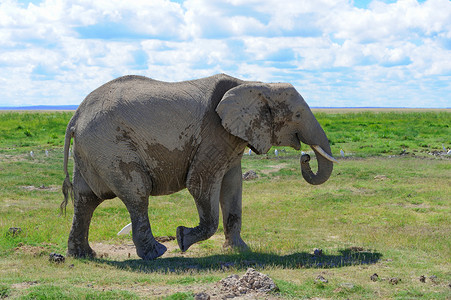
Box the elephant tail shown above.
[60,124,75,216]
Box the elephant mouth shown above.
[292,133,302,150]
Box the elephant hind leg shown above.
[67,169,104,258]
[124,199,167,260]
[105,160,167,260]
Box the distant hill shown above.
[0,105,78,110]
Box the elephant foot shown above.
[223,237,250,252]
[67,242,96,259]
[176,226,191,252]
[177,224,217,252]
[137,241,167,260]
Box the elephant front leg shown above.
[177,182,221,252]
[220,163,249,251]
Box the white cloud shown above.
[0,0,450,107]
[183,0,268,38]
[329,0,451,43]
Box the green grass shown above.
[0,112,72,152]
[0,110,450,299]
[319,111,451,157]
[20,284,139,300]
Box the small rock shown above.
[49,252,65,263]
[419,275,426,283]
[218,268,278,296]
[429,275,438,284]
[220,274,240,287]
[315,275,328,283]
[370,273,379,282]
[389,277,401,285]
[313,248,323,256]
[8,227,22,236]
[242,170,258,181]
[194,292,210,300]
[240,268,278,293]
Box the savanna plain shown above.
[0,109,450,299]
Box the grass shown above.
[0,110,450,299]
[0,112,71,152]
[20,284,139,300]
[316,111,451,157]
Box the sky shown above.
[0,0,450,108]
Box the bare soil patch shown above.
[91,242,185,260]
[91,235,211,260]
[87,243,284,299]
[11,280,39,290]
[20,185,59,192]
[14,244,51,257]
[91,243,139,260]
[259,163,288,175]
[0,153,29,163]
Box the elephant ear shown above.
[216,84,273,154]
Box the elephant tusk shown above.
[117,222,132,235]
[312,145,339,164]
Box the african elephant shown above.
[61,74,337,260]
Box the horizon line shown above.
[0,105,450,110]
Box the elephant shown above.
[61,74,337,260]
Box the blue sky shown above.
[0,0,450,108]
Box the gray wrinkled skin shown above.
[61,74,333,260]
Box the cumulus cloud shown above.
[0,0,450,107]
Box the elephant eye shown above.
[295,113,301,119]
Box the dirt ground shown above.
[92,239,186,260]
[14,241,283,299]
[90,240,283,299]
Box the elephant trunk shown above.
[298,124,336,185]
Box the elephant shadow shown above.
[93,249,383,273]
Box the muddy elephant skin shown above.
[61,74,336,260]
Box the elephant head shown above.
[216,83,337,185]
